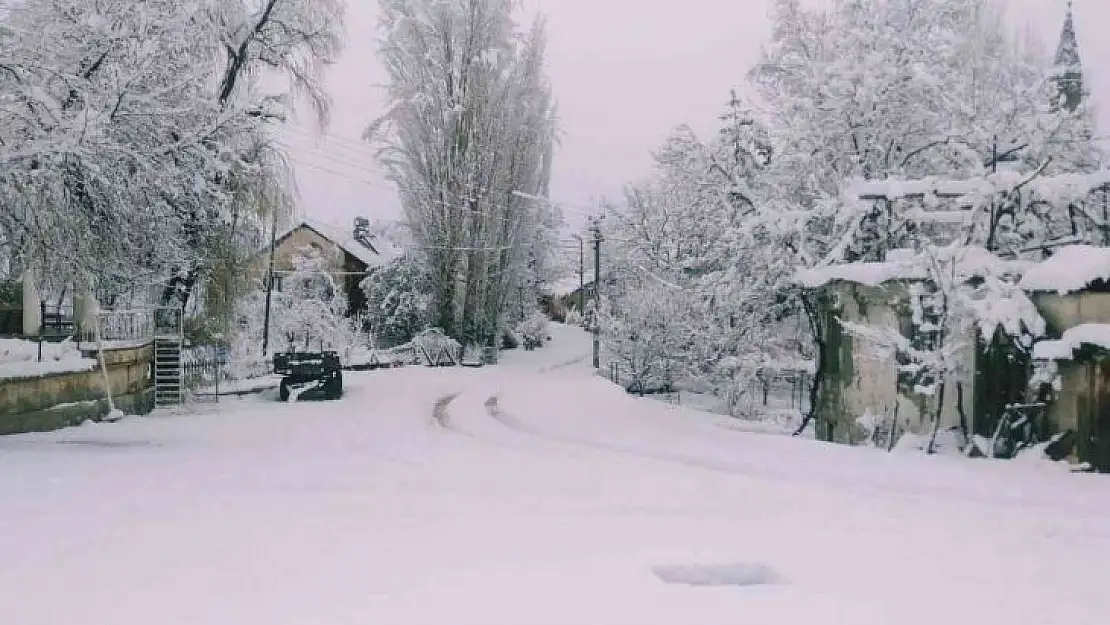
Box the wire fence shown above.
[182,348,276,401]
[729,373,812,417]
[602,361,812,419]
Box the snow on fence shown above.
[729,372,812,420]
[602,361,811,424]
[75,309,155,347]
[182,348,276,400]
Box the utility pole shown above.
[261,208,279,356]
[591,219,601,369]
[572,234,585,315]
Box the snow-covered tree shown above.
[598,276,691,394]
[750,0,1101,264]
[599,104,803,409]
[274,247,353,351]
[233,246,353,359]
[736,0,1103,432]
[0,0,343,316]
[368,0,559,346]
[360,253,433,348]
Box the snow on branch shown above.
[796,246,1027,289]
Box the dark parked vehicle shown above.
[273,351,343,401]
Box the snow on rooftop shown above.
[1019,245,1110,294]
[277,218,399,268]
[304,218,386,267]
[796,246,1026,289]
[851,171,1110,204]
[795,261,907,288]
[1033,324,1110,360]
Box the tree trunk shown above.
[433,254,458,337]
[927,379,947,454]
[794,292,825,438]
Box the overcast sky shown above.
[282,0,1109,232]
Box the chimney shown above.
[353,217,371,247]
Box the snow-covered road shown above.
[2,323,1110,624]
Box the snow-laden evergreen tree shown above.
[368,0,559,347]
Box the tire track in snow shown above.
[433,392,514,447]
[536,355,587,374]
[431,393,477,439]
[482,394,763,478]
[482,394,1110,523]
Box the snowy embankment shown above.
[0,337,95,379]
[1,323,1109,625]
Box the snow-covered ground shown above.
[0,337,94,379]
[2,323,1109,624]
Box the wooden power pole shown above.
[261,209,279,355]
[572,234,585,315]
[591,220,601,369]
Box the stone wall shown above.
[816,281,976,444]
[0,343,153,435]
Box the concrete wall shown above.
[0,343,153,435]
[1034,291,1110,335]
[1049,362,1084,436]
[817,282,975,444]
[1034,291,1110,468]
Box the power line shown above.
[279,141,385,178]
[284,155,589,228]
[287,157,390,189]
[280,125,377,154]
[279,135,380,165]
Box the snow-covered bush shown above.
[501,327,521,350]
[360,253,433,347]
[412,328,461,363]
[517,311,550,349]
[230,247,355,363]
[564,308,584,327]
[274,248,354,352]
[599,281,691,394]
